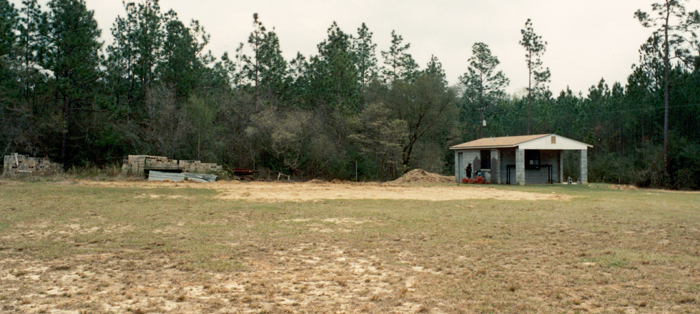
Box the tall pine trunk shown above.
[61,95,67,168]
[663,2,670,178]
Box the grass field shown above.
[0,180,698,313]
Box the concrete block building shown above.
[450,134,593,185]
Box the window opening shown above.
[480,150,491,169]
[525,150,540,170]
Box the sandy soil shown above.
[77,180,570,202]
[1,180,698,313]
[1,241,436,313]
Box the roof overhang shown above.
[450,134,593,151]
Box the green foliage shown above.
[311,22,361,113]
[424,55,446,84]
[0,0,17,58]
[0,0,18,103]
[384,73,459,170]
[159,13,209,99]
[348,102,407,180]
[459,42,509,107]
[381,30,418,83]
[241,13,288,107]
[353,22,378,86]
[520,18,550,98]
[635,0,700,174]
[520,18,550,134]
[105,0,164,119]
[1,3,700,188]
[41,0,103,166]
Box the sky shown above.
[12,0,700,96]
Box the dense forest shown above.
[1,0,700,189]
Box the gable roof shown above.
[450,134,551,150]
[450,134,593,150]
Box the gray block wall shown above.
[559,151,564,183]
[490,149,500,184]
[522,150,560,184]
[516,149,525,185]
[454,150,481,181]
[500,148,516,184]
[457,148,563,184]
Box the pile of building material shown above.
[2,153,63,177]
[148,170,217,183]
[121,155,222,176]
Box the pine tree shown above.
[240,13,288,108]
[353,23,378,86]
[0,0,17,60]
[42,0,103,166]
[520,18,550,134]
[459,42,509,138]
[381,30,418,83]
[257,29,287,105]
[424,54,446,83]
[0,0,19,146]
[313,21,360,113]
[0,0,18,93]
[635,0,700,176]
[159,11,209,99]
[106,0,165,118]
[460,43,509,105]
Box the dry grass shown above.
[0,180,698,313]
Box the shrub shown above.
[463,176,488,184]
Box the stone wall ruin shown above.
[2,153,63,177]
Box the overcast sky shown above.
[13,0,700,96]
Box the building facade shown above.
[450,134,592,185]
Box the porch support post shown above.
[580,149,588,184]
[516,148,525,185]
[559,150,564,183]
[454,151,460,183]
[491,149,500,184]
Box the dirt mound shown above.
[307,179,326,184]
[390,169,454,184]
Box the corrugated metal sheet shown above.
[148,171,217,183]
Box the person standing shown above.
[466,163,472,179]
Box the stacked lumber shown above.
[2,153,63,177]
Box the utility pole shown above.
[477,108,486,138]
[479,108,484,138]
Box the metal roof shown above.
[450,134,552,150]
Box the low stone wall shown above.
[121,155,222,175]
[2,153,63,177]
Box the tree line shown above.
[1,0,699,189]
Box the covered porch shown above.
[450,134,593,185]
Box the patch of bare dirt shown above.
[77,179,570,202]
[610,184,639,191]
[390,169,454,184]
[134,193,191,200]
[0,241,440,313]
[216,181,569,202]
